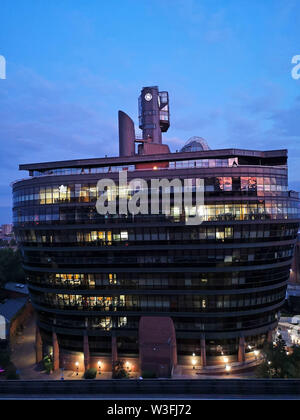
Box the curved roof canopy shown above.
[180,136,211,153]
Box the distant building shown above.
[287,233,300,312]
[0,297,32,346]
[278,316,300,346]
[4,282,29,299]
[0,283,30,348]
[0,224,13,236]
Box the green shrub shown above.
[112,360,130,379]
[0,248,25,287]
[43,355,53,374]
[0,351,10,368]
[84,368,97,379]
[6,367,20,380]
[256,337,300,378]
[141,370,157,379]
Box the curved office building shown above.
[13,86,300,371]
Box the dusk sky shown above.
[0,0,300,223]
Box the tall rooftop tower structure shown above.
[119,85,170,157]
[138,86,170,144]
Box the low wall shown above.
[178,351,256,368]
[60,351,139,373]
[0,379,300,396]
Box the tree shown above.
[288,345,300,378]
[0,268,6,288]
[256,335,300,378]
[43,355,53,374]
[112,360,130,379]
[0,248,25,287]
[9,238,16,247]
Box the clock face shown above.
[145,93,152,101]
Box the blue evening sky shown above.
[0,0,300,223]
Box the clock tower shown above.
[119,85,170,157]
[138,86,170,145]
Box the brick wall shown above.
[9,302,34,339]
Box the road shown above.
[10,316,39,379]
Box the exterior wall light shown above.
[98,360,102,375]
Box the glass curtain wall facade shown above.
[13,149,300,359]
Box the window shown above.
[121,231,128,241]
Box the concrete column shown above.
[112,335,118,369]
[238,336,246,363]
[267,330,273,344]
[52,331,60,371]
[200,337,206,367]
[35,325,43,364]
[172,342,178,368]
[83,334,90,371]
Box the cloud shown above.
[0,207,11,224]
[151,0,234,44]
[268,100,300,138]
[0,66,120,162]
[1,63,300,225]
[218,90,300,187]
[164,136,185,150]
[203,9,233,43]
[233,84,283,116]
[0,65,126,222]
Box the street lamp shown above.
[98,360,102,375]
[225,365,231,375]
[75,361,79,376]
[60,357,65,380]
[192,358,196,370]
[125,361,131,372]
